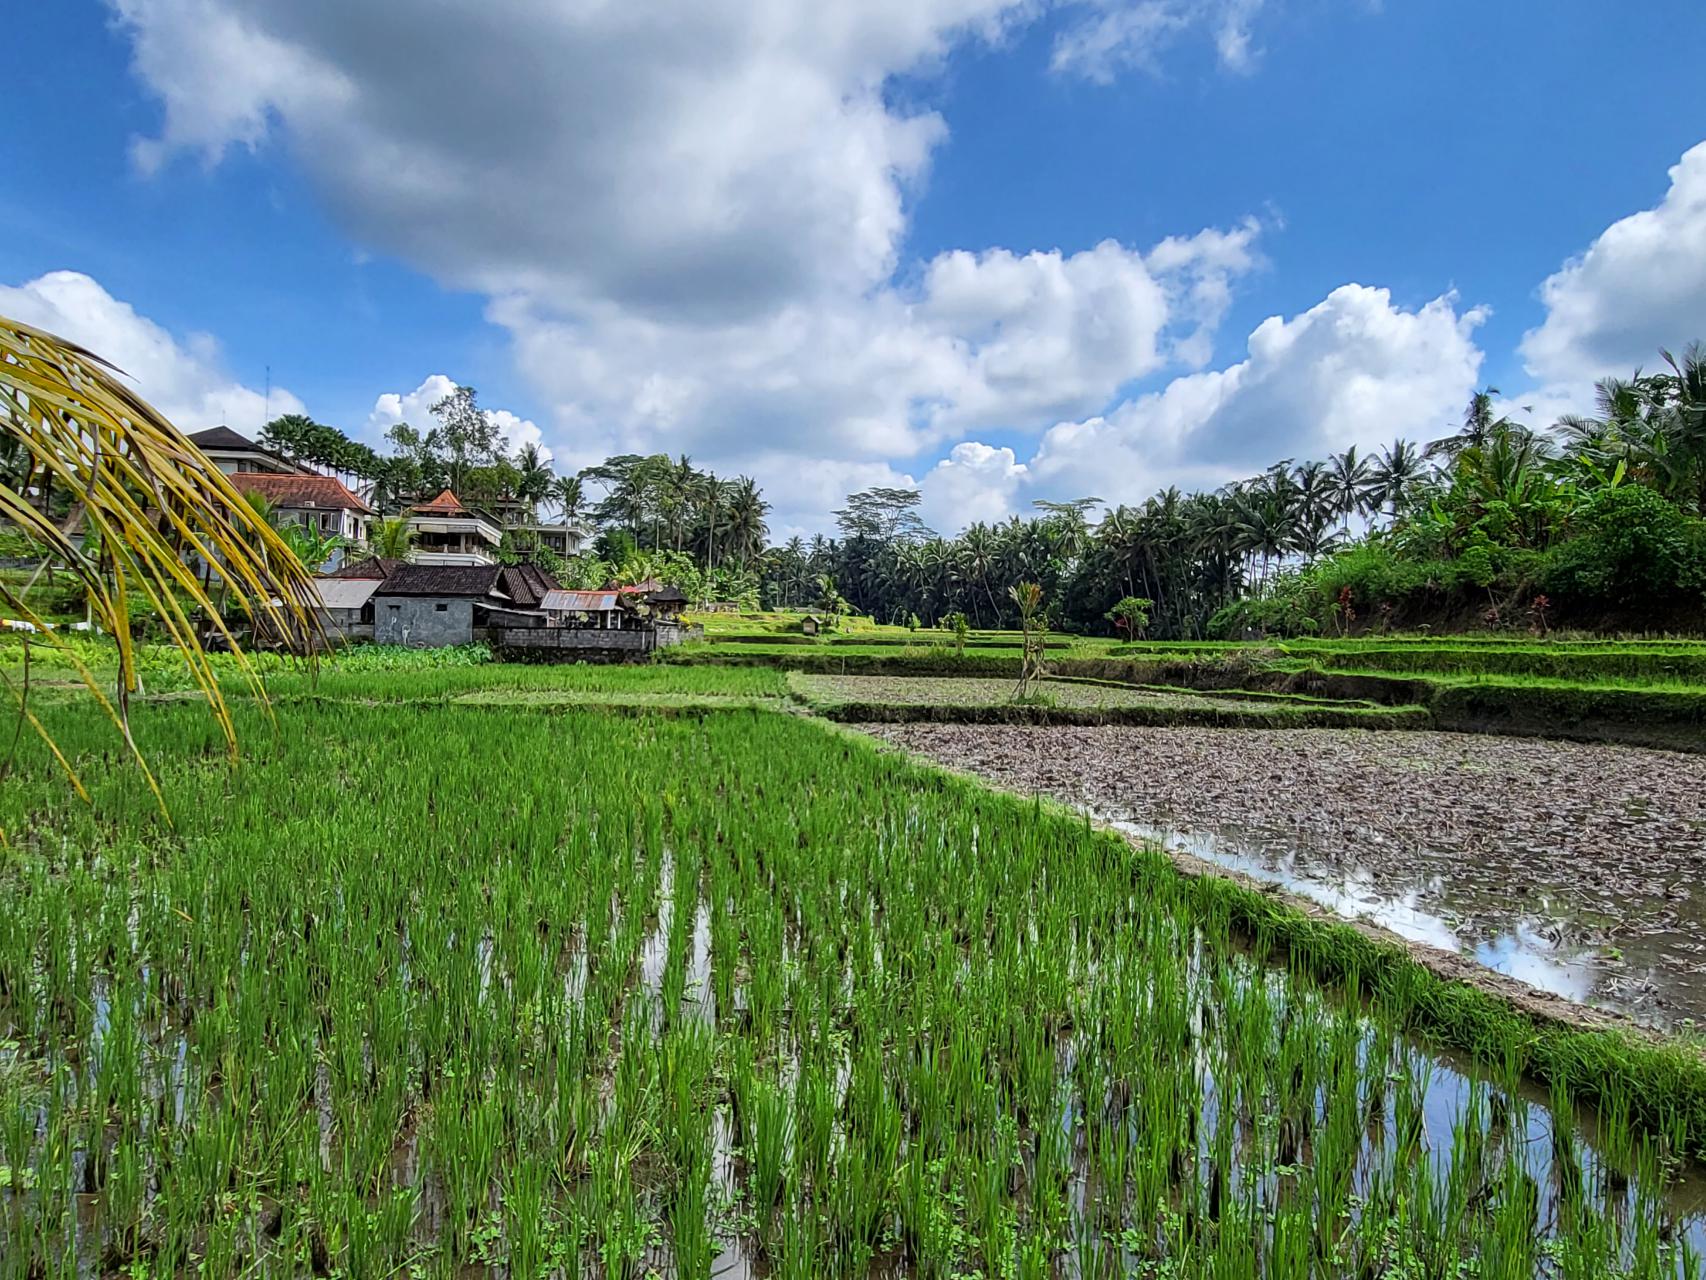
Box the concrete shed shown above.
[369,563,560,647]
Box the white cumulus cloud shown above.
[920,442,1029,531]
[106,0,1278,531]
[108,0,1031,317]
[0,270,303,432]
[931,284,1487,523]
[1521,141,1706,385]
[1506,140,1706,425]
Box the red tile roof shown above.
[231,472,373,514]
[410,489,472,516]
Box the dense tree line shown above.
[756,344,1706,636]
[254,388,773,595]
[195,343,1706,632]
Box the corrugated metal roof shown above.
[312,577,382,610]
[542,590,621,612]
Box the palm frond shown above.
[0,313,321,810]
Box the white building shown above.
[405,490,503,566]
[188,426,305,477]
[230,471,374,567]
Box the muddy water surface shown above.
[868,725,1706,1028]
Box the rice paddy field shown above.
[663,627,1706,751]
[785,673,1429,729]
[4,664,1706,1278]
[789,674,1234,709]
[869,723,1706,1029]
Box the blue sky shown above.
[4,1,1704,535]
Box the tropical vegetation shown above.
[756,345,1706,637]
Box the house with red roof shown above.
[230,471,374,566]
[405,489,504,565]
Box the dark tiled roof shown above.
[373,565,506,598]
[647,585,689,604]
[368,562,559,603]
[329,556,405,580]
[498,563,560,608]
[232,471,374,513]
[189,426,260,451]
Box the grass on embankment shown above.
[1295,642,1706,685]
[789,671,1429,730]
[672,641,1706,749]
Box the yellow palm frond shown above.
[0,313,320,811]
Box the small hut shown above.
[646,585,689,622]
[800,614,821,636]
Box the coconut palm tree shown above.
[661,454,698,552]
[1327,445,1378,535]
[549,474,585,525]
[699,474,730,574]
[957,523,1000,625]
[0,314,317,802]
[514,442,553,520]
[722,476,770,570]
[1289,459,1336,556]
[1372,439,1427,523]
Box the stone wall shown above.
[492,627,658,662]
[373,596,476,647]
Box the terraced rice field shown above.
[788,673,1237,710]
[869,724,1706,1029]
[1,689,1704,1276]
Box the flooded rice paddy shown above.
[3,701,1705,1275]
[867,724,1706,1029]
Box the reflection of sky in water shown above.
[1108,817,1603,1007]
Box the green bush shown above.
[1543,486,1704,610]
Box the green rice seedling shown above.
[740,1072,792,1235]
[0,691,1701,1276]
[669,1148,714,1278]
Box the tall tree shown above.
[1328,446,1377,535]
[835,487,934,543]
[1372,439,1426,522]
[700,474,730,575]
[550,474,586,523]
[722,476,770,569]
[429,385,504,494]
[514,442,553,518]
